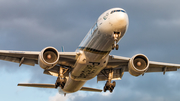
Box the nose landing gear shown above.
[112,32,120,50]
[112,43,119,50]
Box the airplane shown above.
[1,7,180,95]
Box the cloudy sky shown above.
[0,0,180,101]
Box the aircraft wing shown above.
[1,49,180,82]
[97,55,180,81]
[0,50,77,67]
[0,50,39,66]
[107,55,180,72]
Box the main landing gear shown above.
[104,81,116,93]
[55,66,67,89]
[112,32,120,50]
[103,69,116,93]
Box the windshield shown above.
[110,10,125,14]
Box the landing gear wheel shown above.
[112,44,115,50]
[55,78,60,88]
[115,44,119,50]
[112,44,119,50]
[110,88,113,93]
[112,81,116,87]
[55,82,60,88]
[103,81,116,93]
[55,78,66,89]
[103,86,107,92]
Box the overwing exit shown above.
[0,8,180,95]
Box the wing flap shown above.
[18,83,55,88]
[147,67,177,72]
[97,68,125,81]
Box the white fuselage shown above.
[60,8,129,93]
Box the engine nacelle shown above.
[38,47,59,70]
[128,54,149,76]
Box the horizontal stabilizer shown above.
[18,83,55,88]
[18,83,102,92]
[80,87,102,92]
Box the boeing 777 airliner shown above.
[1,8,180,95]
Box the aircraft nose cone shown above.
[109,12,129,29]
[116,12,129,27]
[109,12,129,32]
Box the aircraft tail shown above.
[61,46,64,52]
[80,87,102,92]
[18,83,102,92]
[18,83,55,88]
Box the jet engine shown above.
[38,47,59,70]
[128,54,149,76]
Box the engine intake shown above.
[38,47,59,70]
[128,54,149,76]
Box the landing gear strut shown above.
[112,32,120,50]
[55,66,67,89]
[103,69,116,93]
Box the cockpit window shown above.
[110,10,125,14]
